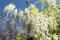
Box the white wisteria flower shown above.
[14,8,18,17]
[4,3,16,13]
[2,3,60,40]
[47,0,57,8]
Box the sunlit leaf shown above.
[33,7,39,15]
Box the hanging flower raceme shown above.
[2,3,60,40]
[4,3,16,13]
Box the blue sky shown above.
[0,0,40,19]
[0,0,60,30]
[0,0,60,19]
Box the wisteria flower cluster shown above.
[0,3,60,40]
